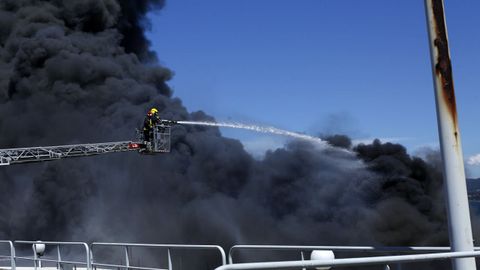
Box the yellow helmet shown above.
[150,108,158,114]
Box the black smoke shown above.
[0,1,478,269]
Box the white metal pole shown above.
[424,0,476,269]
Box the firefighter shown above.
[143,108,161,143]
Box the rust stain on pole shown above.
[431,0,458,136]
[425,1,476,269]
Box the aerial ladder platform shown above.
[0,121,175,166]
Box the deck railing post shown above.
[423,1,476,270]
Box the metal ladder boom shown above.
[0,141,134,166]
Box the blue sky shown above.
[146,1,480,177]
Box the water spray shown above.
[177,121,326,145]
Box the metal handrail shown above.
[5,241,480,270]
[228,244,480,264]
[218,250,480,270]
[0,240,15,270]
[92,262,168,270]
[14,241,90,270]
[14,256,88,266]
[91,242,227,270]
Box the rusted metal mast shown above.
[424,1,476,269]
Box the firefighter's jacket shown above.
[143,114,161,131]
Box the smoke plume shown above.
[1,1,479,269]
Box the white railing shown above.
[2,241,480,270]
[228,245,480,269]
[14,241,90,270]
[90,242,226,270]
[228,244,468,264]
[0,241,16,270]
[217,250,480,270]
